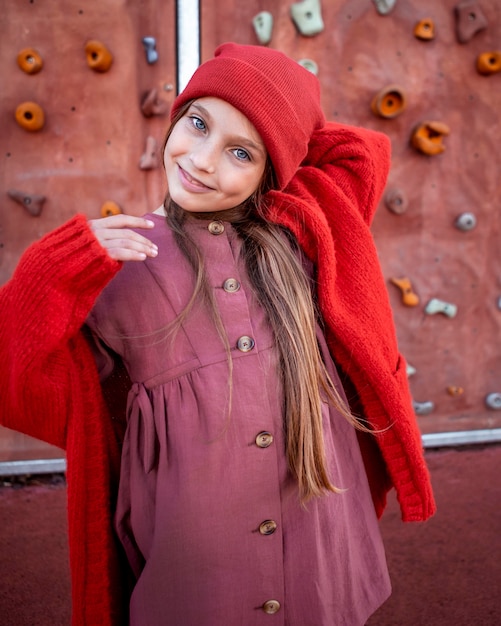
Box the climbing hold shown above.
[406,362,417,377]
[390,277,420,307]
[290,0,324,37]
[414,18,435,40]
[413,400,434,416]
[447,385,464,396]
[454,0,488,43]
[139,136,159,170]
[384,188,408,215]
[141,88,169,117]
[411,121,450,156]
[485,393,501,410]
[425,298,458,318]
[372,0,396,15]
[476,51,501,76]
[298,59,319,75]
[15,101,45,132]
[85,40,113,72]
[100,201,122,217]
[142,37,158,64]
[454,212,477,231]
[17,48,43,74]
[252,11,273,45]
[7,189,46,216]
[371,84,407,119]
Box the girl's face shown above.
[164,97,267,213]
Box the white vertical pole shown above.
[177,0,201,93]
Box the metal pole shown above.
[177,0,201,93]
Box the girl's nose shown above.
[189,143,216,174]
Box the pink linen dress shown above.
[86,212,391,625]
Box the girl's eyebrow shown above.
[190,102,211,118]
[190,102,266,157]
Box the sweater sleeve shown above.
[296,121,391,225]
[0,215,122,448]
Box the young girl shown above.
[0,43,435,625]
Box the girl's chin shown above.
[168,197,213,214]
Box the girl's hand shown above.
[88,214,158,262]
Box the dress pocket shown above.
[127,383,159,474]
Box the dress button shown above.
[237,335,255,352]
[259,520,277,535]
[223,278,240,293]
[208,220,224,235]
[262,600,281,614]
[255,431,274,448]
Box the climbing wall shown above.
[0,0,176,462]
[202,0,501,435]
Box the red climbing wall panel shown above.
[0,0,176,463]
[202,0,501,434]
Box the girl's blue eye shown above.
[190,116,206,131]
[234,148,251,162]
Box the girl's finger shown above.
[88,218,159,262]
[99,238,158,261]
[88,214,156,231]
[95,228,158,250]
[105,246,153,262]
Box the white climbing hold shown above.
[425,298,458,318]
[252,12,273,45]
[290,0,324,37]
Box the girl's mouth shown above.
[178,165,214,192]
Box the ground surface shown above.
[1,444,500,625]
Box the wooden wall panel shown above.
[0,0,176,462]
[201,0,501,434]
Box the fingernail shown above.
[150,248,158,256]
[146,219,155,226]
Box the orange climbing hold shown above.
[100,201,122,217]
[371,85,407,119]
[390,277,420,307]
[476,51,501,76]
[17,48,43,74]
[85,40,113,72]
[15,101,45,132]
[411,121,450,156]
[414,18,435,40]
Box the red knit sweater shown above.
[0,122,435,625]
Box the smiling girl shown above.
[0,43,435,625]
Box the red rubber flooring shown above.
[1,444,500,625]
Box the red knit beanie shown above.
[171,42,326,190]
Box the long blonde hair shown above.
[163,103,356,502]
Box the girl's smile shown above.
[164,97,267,213]
[177,164,215,193]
